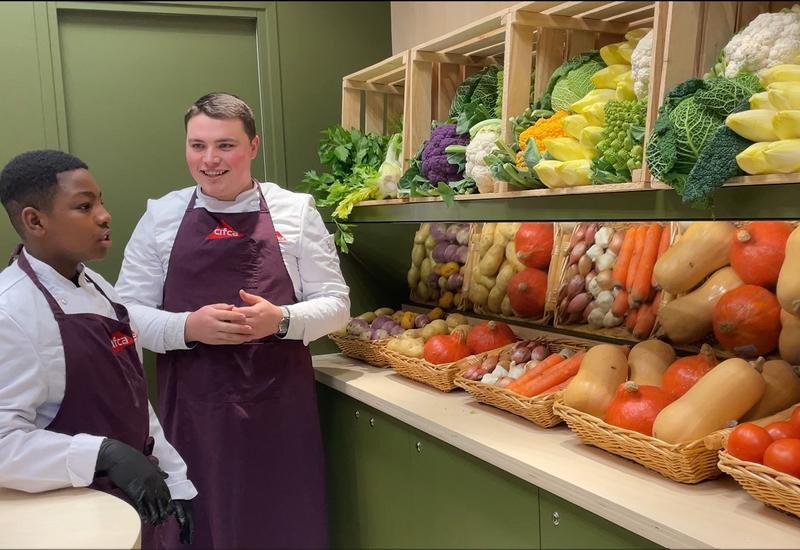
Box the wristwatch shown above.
[276,306,291,338]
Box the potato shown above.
[478,223,497,256]
[357,312,376,323]
[420,257,432,281]
[468,283,490,306]
[479,244,505,277]
[422,319,449,340]
[415,223,430,244]
[424,234,436,250]
[505,241,527,272]
[387,337,424,358]
[487,285,504,313]
[403,328,422,339]
[487,262,515,313]
[374,307,394,317]
[407,265,420,288]
[416,281,431,301]
[501,295,514,317]
[445,313,468,328]
[493,229,510,247]
[496,222,520,241]
[412,243,426,266]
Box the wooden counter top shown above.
[0,486,141,549]
[313,354,800,550]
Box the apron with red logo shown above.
[156,189,327,549]
[13,249,158,547]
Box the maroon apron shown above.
[13,250,158,548]
[156,189,327,549]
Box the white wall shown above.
[390,1,519,53]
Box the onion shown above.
[567,274,585,298]
[511,345,532,364]
[567,292,592,314]
[570,225,587,249]
[389,325,405,336]
[608,230,626,255]
[446,224,460,243]
[481,355,500,371]
[371,315,393,330]
[569,242,587,265]
[596,251,617,272]
[556,283,568,304]
[594,270,614,291]
[565,263,580,282]
[346,318,370,336]
[432,242,449,263]
[444,243,459,263]
[414,314,431,329]
[578,254,593,277]
[531,345,548,361]
[584,270,597,289]
[430,223,447,241]
[581,300,597,323]
[583,223,599,247]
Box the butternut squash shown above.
[652,357,766,444]
[563,344,629,419]
[628,339,676,386]
[653,222,736,294]
[780,309,800,364]
[777,225,800,316]
[742,359,800,421]
[656,267,743,344]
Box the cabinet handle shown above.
[369,417,375,427]
[416,441,423,453]
[354,410,360,419]
[552,511,560,526]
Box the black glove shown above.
[172,499,195,545]
[95,438,173,526]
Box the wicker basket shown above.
[453,336,589,428]
[383,348,464,392]
[328,334,391,368]
[553,396,724,483]
[718,451,800,519]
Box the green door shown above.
[410,430,540,549]
[56,9,265,283]
[539,490,661,550]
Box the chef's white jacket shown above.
[0,249,197,499]
[115,181,350,352]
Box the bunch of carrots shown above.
[505,350,587,398]
[610,223,671,339]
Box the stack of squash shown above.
[655,221,800,363]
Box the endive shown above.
[533,160,566,188]
[580,126,605,149]
[571,89,617,114]
[562,114,590,140]
[749,91,774,110]
[725,110,779,141]
[736,142,776,174]
[762,139,800,173]
[768,81,800,110]
[591,65,630,90]
[543,137,596,161]
[556,159,593,186]
[760,64,800,86]
[773,110,800,139]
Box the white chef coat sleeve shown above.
[0,312,104,492]
[283,197,350,345]
[116,206,191,353]
[147,403,197,500]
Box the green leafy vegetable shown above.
[550,59,605,112]
[449,65,501,121]
[591,99,647,184]
[535,51,604,112]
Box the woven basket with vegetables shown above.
[455,336,588,428]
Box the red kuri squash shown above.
[466,321,516,355]
[661,344,717,401]
[515,223,554,269]
[423,332,471,365]
[713,285,782,357]
[507,268,548,318]
[605,381,673,436]
[730,221,793,288]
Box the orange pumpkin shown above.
[423,331,471,365]
[515,223,554,269]
[605,382,673,436]
[466,321,516,355]
[507,268,548,318]
[730,221,793,289]
[713,285,782,357]
[660,344,717,401]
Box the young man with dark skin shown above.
[0,150,196,548]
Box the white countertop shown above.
[313,353,800,550]
[0,486,141,549]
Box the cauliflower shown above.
[632,29,653,100]
[723,5,800,78]
[464,119,502,193]
[421,124,470,183]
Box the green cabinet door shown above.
[353,400,416,549]
[409,430,540,549]
[539,490,661,550]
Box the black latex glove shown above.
[172,499,195,545]
[95,438,173,526]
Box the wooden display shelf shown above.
[341,50,408,140]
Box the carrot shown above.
[520,351,587,398]
[652,225,672,288]
[630,224,663,305]
[625,226,648,293]
[625,307,639,332]
[506,353,564,392]
[611,289,630,318]
[650,290,663,316]
[632,302,657,339]
[539,375,575,395]
[611,228,635,288]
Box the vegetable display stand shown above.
[553,396,726,483]
[718,450,800,519]
[383,348,465,392]
[328,334,391,368]
[454,335,588,428]
[465,221,569,325]
[341,50,409,141]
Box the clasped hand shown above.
[184,290,282,345]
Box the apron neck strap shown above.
[188,181,268,213]
[15,250,65,316]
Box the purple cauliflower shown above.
[421,124,470,183]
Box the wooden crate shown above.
[646,1,798,188]
[341,50,409,140]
